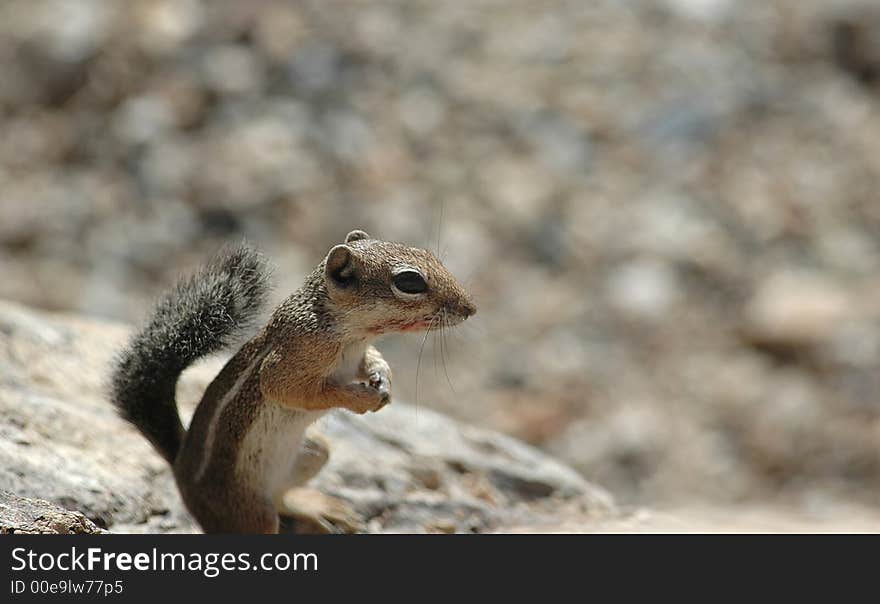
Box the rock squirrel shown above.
[110,230,476,533]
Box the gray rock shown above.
[0,300,614,533]
[743,271,855,349]
[313,403,612,533]
[0,491,103,534]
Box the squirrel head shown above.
[322,229,476,336]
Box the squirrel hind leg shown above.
[276,488,363,534]
[289,434,331,486]
[275,434,363,533]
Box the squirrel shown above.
[110,230,476,534]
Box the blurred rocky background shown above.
[1,0,880,521]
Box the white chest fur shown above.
[236,402,326,497]
[330,339,369,384]
[234,339,369,498]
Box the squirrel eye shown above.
[393,270,427,295]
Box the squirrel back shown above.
[109,244,270,463]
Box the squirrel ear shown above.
[345,230,370,243]
[324,244,357,288]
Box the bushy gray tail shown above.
[110,243,270,464]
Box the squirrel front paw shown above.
[368,370,391,407]
[344,380,390,414]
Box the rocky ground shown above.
[4,301,880,534]
[1,0,880,524]
[0,301,613,533]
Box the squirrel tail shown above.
[110,243,270,464]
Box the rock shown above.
[743,271,856,350]
[200,44,265,96]
[830,5,880,87]
[26,0,113,62]
[0,301,195,532]
[661,0,732,24]
[314,405,612,533]
[0,300,614,533]
[0,491,103,534]
[504,504,880,533]
[113,95,175,145]
[605,258,680,322]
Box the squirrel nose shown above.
[460,299,477,318]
